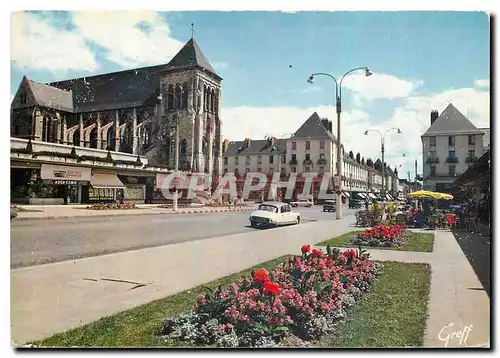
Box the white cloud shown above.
[474,78,489,88]
[11,12,98,72]
[71,11,184,67]
[221,85,490,179]
[299,86,321,94]
[213,61,229,70]
[342,72,423,100]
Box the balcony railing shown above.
[317,158,327,165]
[446,156,459,164]
[303,159,313,165]
[465,156,478,163]
[426,157,439,164]
[289,159,298,165]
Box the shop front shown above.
[82,172,126,204]
[40,164,92,204]
[117,175,149,204]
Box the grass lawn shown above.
[34,257,286,348]
[317,231,434,252]
[34,256,431,349]
[319,261,431,348]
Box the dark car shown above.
[323,200,336,212]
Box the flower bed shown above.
[157,204,191,209]
[86,203,137,210]
[350,225,411,248]
[158,245,382,348]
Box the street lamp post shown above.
[308,67,372,219]
[364,127,402,200]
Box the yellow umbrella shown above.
[408,190,439,199]
[434,192,454,200]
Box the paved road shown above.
[11,206,356,268]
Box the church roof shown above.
[25,77,74,113]
[17,38,219,114]
[165,38,219,77]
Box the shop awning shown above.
[342,191,350,197]
[368,193,377,199]
[91,173,126,188]
[41,164,91,181]
[357,193,366,199]
[386,194,393,201]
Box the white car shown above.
[249,202,301,228]
[290,198,313,208]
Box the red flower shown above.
[343,249,357,259]
[253,268,270,284]
[311,248,323,257]
[301,244,311,253]
[263,280,280,296]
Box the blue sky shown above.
[10,11,490,177]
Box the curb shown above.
[14,207,255,221]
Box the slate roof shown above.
[20,38,218,113]
[26,78,73,113]
[293,112,337,140]
[49,64,164,113]
[223,139,286,156]
[165,38,219,77]
[422,103,484,136]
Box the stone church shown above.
[10,37,223,175]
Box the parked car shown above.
[249,202,301,228]
[323,199,336,212]
[290,198,313,208]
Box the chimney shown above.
[431,110,439,125]
[244,138,251,148]
[321,119,329,131]
[222,139,230,153]
[328,121,333,133]
[267,136,276,147]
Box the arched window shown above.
[106,125,115,151]
[211,88,215,113]
[74,128,81,147]
[175,84,182,109]
[180,138,188,155]
[204,86,208,111]
[182,82,189,109]
[167,84,175,110]
[89,127,98,148]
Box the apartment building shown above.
[222,111,399,201]
[421,103,486,193]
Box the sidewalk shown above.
[11,224,490,348]
[12,204,257,221]
[11,219,353,345]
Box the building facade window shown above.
[448,136,455,147]
[291,167,296,173]
[449,150,455,158]
[269,155,274,164]
[235,156,239,165]
[245,156,250,165]
[468,149,475,158]
[468,135,475,145]
[305,140,310,150]
[319,140,325,149]
[291,154,297,163]
[257,155,262,164]
[305,153,310,161]
[282,155,286,164]
[305,166,310,172]
[224,157,228,165]
[430,136,436,147]
[292,141,296,150]
[449,165,456,176]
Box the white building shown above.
[222,112,400,201]
[421,103,487,193]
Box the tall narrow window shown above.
[468,135,475,145]
[448,136,455,147]
[305,140,310,150]
[180,139,188,155]
[319,140,325,149]
[429,136,436,147]
[175,84,183,109]
[182,82,189,109]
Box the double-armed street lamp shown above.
[364,127,402,198]
[307,67,372,219]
